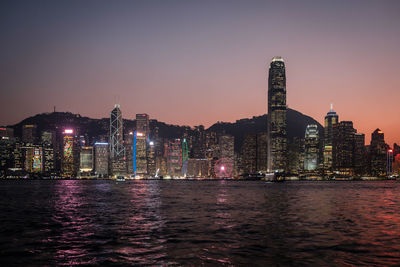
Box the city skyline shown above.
[1,0,400,146]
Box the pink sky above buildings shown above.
[0,0,399,145]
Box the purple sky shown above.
[0,0,399,145]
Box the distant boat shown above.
[116,176,126,182]
[264,171,285,182]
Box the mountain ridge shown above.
[8,108,323,151]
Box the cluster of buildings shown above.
[0,111,236,179]
[266,57,399,178]
[0,57,399,179]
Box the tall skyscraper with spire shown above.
[267,56,287,171]
[323,105,338,175]
[110,104,125,159]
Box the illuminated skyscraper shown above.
[219,135,234,162]
[267,56,287,172]
[133,131,147,176]
[167,139,182,177]
[136,114,149,137]
[94,142,109,177]
[22,124,37,144]
[369,129,388,176]
[181,138,189,176]
[110,104,125,159]
[323,105,338,175]
[304,124,319,171]
[61,129,78,177]
[147,140,156,176]
[110,104,126,176]
[242,134,257,174]
[354,133,366,176]
[256,133,268,173]
[25,145,43,173]
[79,146,93,176]
[333,121,356,175]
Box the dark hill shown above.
[208,108,323,150]
[10,108,322,151]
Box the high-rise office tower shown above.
[41,131,54,146]
[369,129,388,176]
[25,145,43,173]
[167,139,182,177]
[61,129,78,177]
[79,146,93,175]
[110,105,126,176]
[256,133,268,172]
[110,104,125,159]
[0,138,14,176]
[242,134,257,174]
[304,124,319,171]
[22,124,37,144]
[147,140,156,176]
[136,114,149,137]
[333,121,356,175]
[323,105,339,175]
[133,131,147,176]
[219,135,234,162]
[354,133,366,176]
[94,142,109,177]
[43,146,55,175]
[267,57,287,172]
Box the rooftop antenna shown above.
[54,106,56,113]
[330,103,333,112]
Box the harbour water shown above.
[1,180,400,265]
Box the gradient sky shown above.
[0,0,399,145]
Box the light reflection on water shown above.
[0,180,400,265]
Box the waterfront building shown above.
[110,104,125,160]
[133,131,147,176]
[167,139,182,177]
[304,124,319,171]
[323,106,339,175]
[333,121,356,175]
[12,142,24,170]
[61,129,79,177]
[125,132,134,174]
[147,140,156,176]
[219,134,235,171]
[24,145,43,173]
[192,125,206,158]
[242,134,257,174]
[43,146,55,175]
[187,158,209,178]
[110,105,126,176]
[256,133,268,173]
[22,124,37,144]
[0,138,14,177]
[136,114,150,137]
[219,135,234,160]
[369,129,388,176]
[79,146,93,175]
[354,133,366,176]
[267,57,287,172]
[94,142,109,177]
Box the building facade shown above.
[267,57,287,172]
[323,106,339,175]
[304,124,319,171]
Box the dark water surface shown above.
[1,180,400,266]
